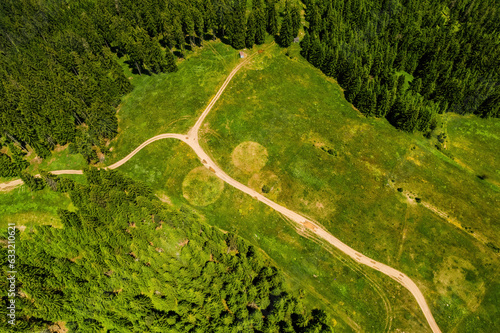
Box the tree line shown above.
[300,0,500,133]
[0,169,334,332]
[0,0,299,168]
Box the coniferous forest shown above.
[0,169,333,332]
[299,0,500,133]
[2,0,498,169]
[0,0,292,164]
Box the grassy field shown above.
[445,113,500,186]
[103,41,241,166]
[2,38,499,332]
[198,43,500,332]
[108,137,431,332]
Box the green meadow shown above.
[199,43,500,332]
[1,40,499,332]
[104,41,241,166]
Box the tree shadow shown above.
[173,50,185,59]
[124,60,151,76]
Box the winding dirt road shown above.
[1,51,441,333]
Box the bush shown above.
[397,187,403,192]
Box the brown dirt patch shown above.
[231,141,268,174]
[53,144,69,153]
[303,221,317,231]
[48,321,68,333]
[157,193,173,205]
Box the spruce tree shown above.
[266,0,278,36]
[246,13,256,48]
[230,0,247,50]
[254,0,267,45]
[278,11,293,47]
[476,94,500,118]
[291,5,301,38]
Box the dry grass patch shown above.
[231,141,268,174]
[182,166,224,206]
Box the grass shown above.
[445,113,500,186]
[182,166,224,206]
[108,138,431,332]
[25,145,87,174]
[2,38,498,332]
[103,41,240,166]
[198,43,500,332]
[0,174,86,234]
[0,186,71,231]
[231,141,268,174]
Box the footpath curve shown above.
[0,52,441,333]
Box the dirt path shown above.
[0,51,441,333]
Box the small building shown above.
[294,37,300,43]
[239,51,246,58]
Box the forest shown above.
[1,0,499,172]
[0,169,333,332]
[0,0,298,166]
[299,0,500,133]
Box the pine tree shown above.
[164,50,178,73]
[266,0,278,36]
[291,5,301,38]
[246,13,256,48]
[475,94,500,118]
[229,0,247,49]
[254,0,267,45]
[278,11,293,47]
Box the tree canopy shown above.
[0,169,334,332]
[300,0,500,133]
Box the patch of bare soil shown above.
[48,321,68,333]
[53,144,69,153]
[157,193,173,205]
[303,221,317,231]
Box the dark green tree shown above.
[246,13,256,48]
[266,0,279,36]
[278,10,293,47]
